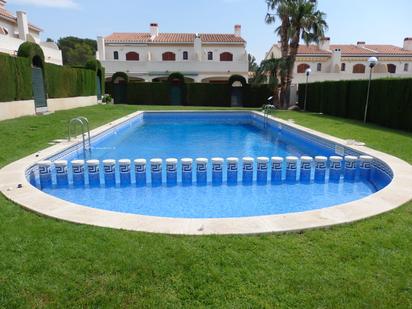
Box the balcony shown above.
[101,59,248,77]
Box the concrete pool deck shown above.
[1,110,411,235]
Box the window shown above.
[341,63,346,71]
[162,52,176,61]
[208,51,213,60]
[220,52,233,62]
[183,51,188,60]
[353,64,366,74]
[297,63,310,74]
[126,52,139,61]
[387,64,396,74]
[405,63,409,72]
[113,51,119,60]
[0,26,8,35]
[317,63,322,72]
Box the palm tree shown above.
[266,0,290,106]
[265,0,327,108]
[253,58,285,107]
[286,0,327,99]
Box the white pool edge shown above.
[0,110,411,235]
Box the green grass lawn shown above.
[1,105,411,308]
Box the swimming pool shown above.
[33,111,391,218]
[2,110,410,235]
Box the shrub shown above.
[0,53,32,102]
[44,63,96,98]
[17,42,45,64]
[298,78,412,131]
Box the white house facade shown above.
[266,37,412,85]
[97,23,248,83]
[0,0,62,65]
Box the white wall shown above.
[103,42,248,82]
[0,96,98,122]
[0,100,35,121]
[47,96,97,112]
[0,35,63,65]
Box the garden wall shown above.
[0,52,101,121]
[298,78,412,131]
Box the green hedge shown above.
[186,84,231,107]
[44,63,96,98]
[298,78,412,131]
[106,81,272,107]
[126,83,170,105]
[0,53,32,102]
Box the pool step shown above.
[33,155,374,189]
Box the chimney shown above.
[403,37,412,51]
[319,37,330,50]
[97,36,105,61]
[150,23,159,39]
[234,24,241,37]
[0,0,6,8]
[194,33,202,61]
[16,11,29,41]
[357,41,366,48]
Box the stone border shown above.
[1,111,411,235]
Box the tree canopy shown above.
[57,36,97,66]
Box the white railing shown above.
[101,59,248,76]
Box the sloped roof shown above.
[364,45,412,56]
[0,7,42,32]
[294,43,412,57]
[105,32,245,44]
[296,45,331,55]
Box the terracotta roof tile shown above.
[297,45,331,55]
[153,33,195,43]
[0,7,42,32]
[330,44,372,55]
[105,32,245,44]
[364,44,412,55]
[200,34,245,43]
[105,33,151,43]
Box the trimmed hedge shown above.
[0,53,32,102]
[44,63,96,98]
[298,79,412,131]
[126,83,170,105]
[187,83,231,107]
[106,81,273,107]
[17,42,44,63]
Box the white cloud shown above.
[10,0,79,9]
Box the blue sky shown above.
[7,0,412,62]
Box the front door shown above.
[96,76,102,100]
[170,85,181,105]
[32,67,47,112]
[231,88,242,107]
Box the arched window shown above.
[405,63,410,72]
[297,63,310,73]
[220,52,233,61]
[353,64,366,74]
[317,63,322,72]
[162,52,176,61]
[208,51,213,60]
[113,51,119,60]
[183,51,188,60]
[387,64,396,74]
[341,63,346,71]
[126,52,139,61]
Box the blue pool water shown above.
[40,112,391,219]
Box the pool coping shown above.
[0,110,411,235]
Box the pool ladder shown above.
[68,117,91,160]
[263,103,276,128]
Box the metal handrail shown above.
[68,117,91,160]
